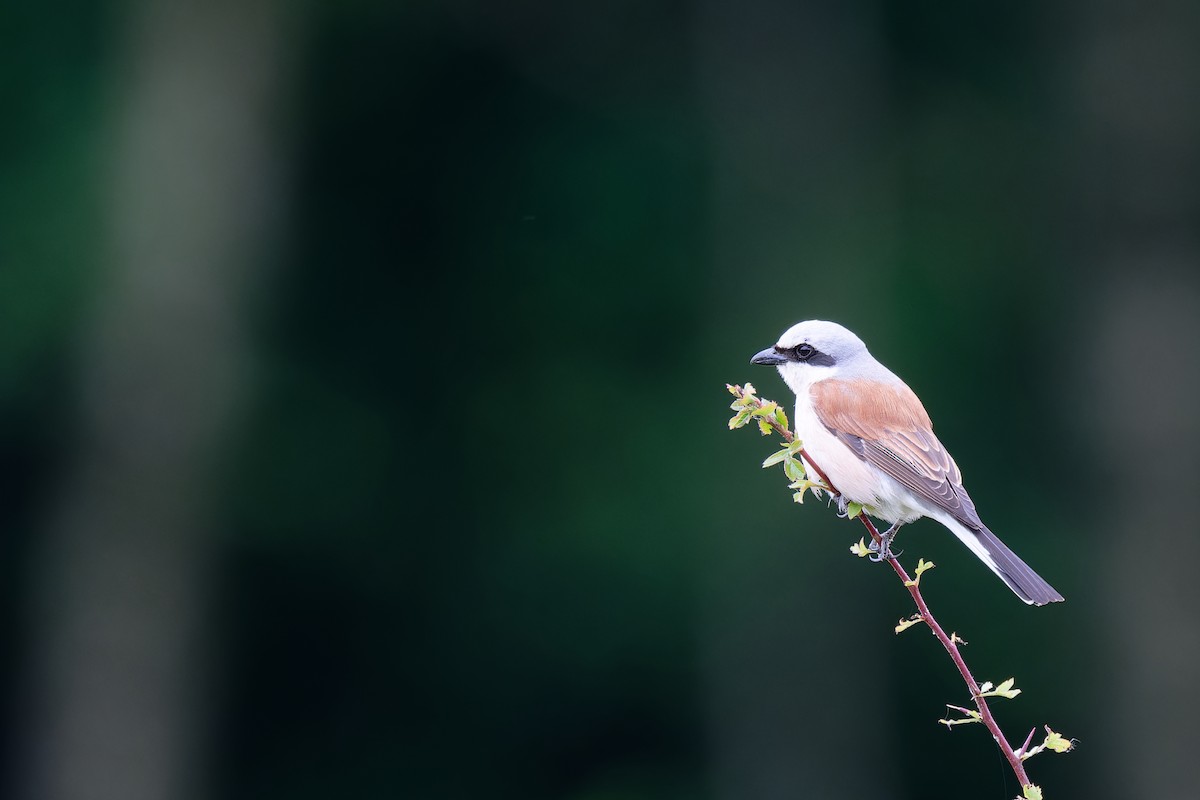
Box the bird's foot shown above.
[868,523,904,562]
[834,496,850,518]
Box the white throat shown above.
[776,361,841,396]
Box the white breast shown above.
[792,389,928,525]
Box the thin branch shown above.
[857,511,1032,785]
[728,384,1034,789]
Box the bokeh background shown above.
[2,1,1198,798]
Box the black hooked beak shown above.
[750,346,787,366]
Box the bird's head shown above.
[750,319,870,392]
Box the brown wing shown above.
[810,378,983,529]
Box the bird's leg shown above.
[868,522,904,562]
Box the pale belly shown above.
[793,397,928,524]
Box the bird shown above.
[750,319,1064,606]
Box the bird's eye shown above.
[794,343,816,360]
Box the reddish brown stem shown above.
[852,512,1032,785]
[730,385,1034,789]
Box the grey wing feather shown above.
[833,429,984,530]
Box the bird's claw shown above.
[867,524,903,562]
[868,544,902,562]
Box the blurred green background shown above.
[2,1,1198,798]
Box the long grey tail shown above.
[945,519,1065,606]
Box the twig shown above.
[727,383,1040,791]
[855,512,1033,785]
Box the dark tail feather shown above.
[948,520,1065,606]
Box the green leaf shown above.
[1023,785,1043,800]
[845,501,863,519]
[1019,726,1076,762]
[743,382,756,396]
[1041,728,1075,754]
[786,438,805,455]
[850,538,871,557]
[761,447,790,469]
[789,478,822,504]
[757,417,773,435]
[980,678,1021,700]
[783,457,805,482]
[750,400,776,417]
[895,614,923,634]
[773,405,790,431]
[728,408,753,430]
[904,558,936,587]
[938,714,982,728]
[939,704,982,728]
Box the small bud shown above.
[904,558,936,587]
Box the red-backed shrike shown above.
[751,320,1063,606]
